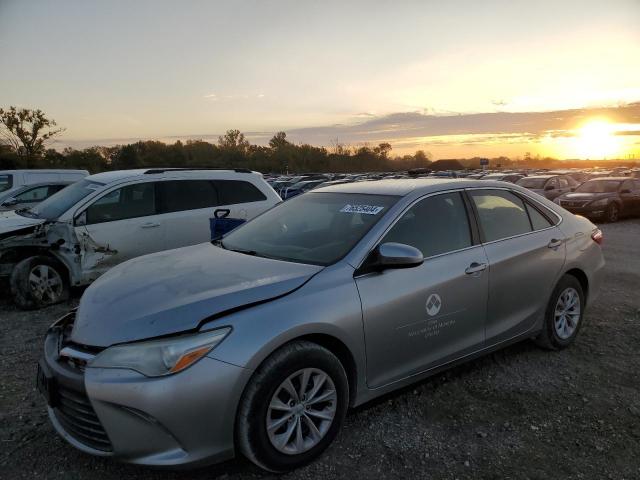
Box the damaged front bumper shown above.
[39,312,252,468]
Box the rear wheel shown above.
[605,202,619,222]
[10,256,69,310]
[535,275,584,350]
[236,341,349,472]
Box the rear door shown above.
[356,191,488,388]
[75,181,165,276]
[213,179,270,220]
[157,180,219,250]
[468,188,566,344]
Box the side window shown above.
[157,180,219,213]
[15,186,50,202]
[525,202,553,230]
[546,178,559,189]
[214,180,267,205]
[86,182,156,224]
[470,190,532,242]
[558,178,569,188]
[381,192,472,257]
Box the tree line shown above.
[1,107,637,174]
[0,107,433,173]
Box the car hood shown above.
[71,243,323,347]
[0,210,46,235]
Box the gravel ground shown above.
[1,219,639,480]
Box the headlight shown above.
[90,327,231,377]
[589,198,609,207]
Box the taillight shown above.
[591,228,603,245]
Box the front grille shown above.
[53,384,112,452]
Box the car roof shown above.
[586,176,627,181]
[314,178,498,196]
[523,175,555,179]
[86,168,261,185]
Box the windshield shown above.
[575,180,622,193]
[0,174,12,193]
[222,192,399,266]
[27,179,104,220]
[517,177,548,189]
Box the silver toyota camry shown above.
[38,179,605,472]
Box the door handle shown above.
[547,238,563,249]
[140,222,160,229]
[465,262,487,274]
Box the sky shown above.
[1,0,639,159]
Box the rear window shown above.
[0,174,13,193]
[214,180,266,205]
[157,180,218,213]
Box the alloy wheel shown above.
[28,264,64,304]
[554,287,581,340]
[266,368,337,455]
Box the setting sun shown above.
[574,119,621,159]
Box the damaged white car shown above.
[0,168,281,309]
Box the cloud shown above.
[283,102,640,147]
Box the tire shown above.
[605,202,619,223]
[10,256,70,310]
[236,341,349,473]
[535,275,585,350]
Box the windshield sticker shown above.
[340,204,384,215]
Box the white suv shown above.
[0,168,281,309]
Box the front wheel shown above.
[236,341,349,472]
[535,275,585,350]
[10,256,70,310]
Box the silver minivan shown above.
[39,179,604,472]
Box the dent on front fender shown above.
[0,222,83,283]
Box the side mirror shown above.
[545,185,555,191]
[366,242,424,272]
[620,188,631,194]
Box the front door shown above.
[355,191,488,388]
[74,181,166,278]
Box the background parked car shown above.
[0,169,88,197]
[0,181,74,211]
[282,179,328,199]
[0,168,281,309]
[554,177,640,222]
[516,174,579,200]
[479,173,525,183]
